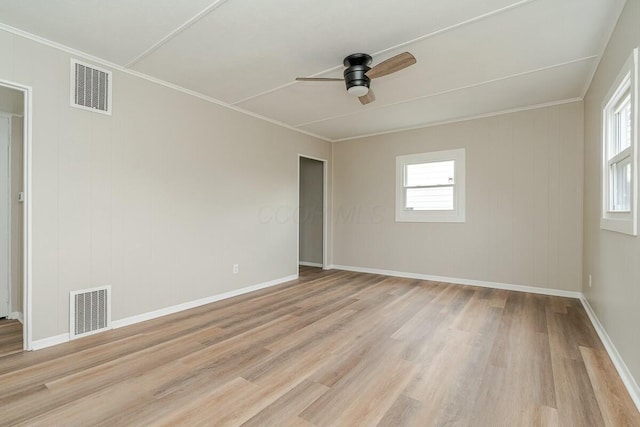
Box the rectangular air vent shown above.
[69,286,111,339]
[70,59,112,115]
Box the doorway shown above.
[0,80,31,353]
[298,155,327,271]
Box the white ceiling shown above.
[0,0,627,141]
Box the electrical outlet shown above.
[233,264,239,274]
[588,274,592,288]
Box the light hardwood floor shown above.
[0,267,638,426]
[0,319,22,358]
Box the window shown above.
[396,148,465,222]
[601,48,638,236]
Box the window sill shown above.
[396,211,466,223]
[600,217,637,236]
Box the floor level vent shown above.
[69,286,111,339]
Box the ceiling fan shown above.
[296,52,416,105]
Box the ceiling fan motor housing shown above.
[343,53,372,93]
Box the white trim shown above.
[112,274,298,329]
[333,98,583,142]
[299,261,323,268]
[325,264,640,408]
[124,0,231,68]
[581,0,630,98]
[0,23,331,143]
[0,80,32,352]
[580,296,640,412]
[5,113,11,322]
[327,264,582,298]
[8,311,23,324]
[233,0,537,106]
[600,48,638,236]
[297,57,595,129]
[297,154,328,270]
[23,84,32,352]
[323,157,329,270]
[396,149,466,223]
[27,273,298,350]
[329,145,335,270]
[0,21,594,144]
[31,333,69,351]
[0,15,592,145]
[0,114,10,319]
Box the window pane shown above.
[406,161,454,187]
[406,187,453,210]
[613,94,632,155]
[610,156,631,211]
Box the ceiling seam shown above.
[293,55,598,128]
[231,0,539,107]
[332,98,583,142]
[354,0,539,68]
[123,0,231,69]
[0,22,333,143]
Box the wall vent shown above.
[69,286,111,339]
[70,59,112,115]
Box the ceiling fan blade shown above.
[366,52,416,79]
[296,77,344,82]
[359,90,375,105]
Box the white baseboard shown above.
[19,265,640,412]
[8,311,23,324]
[329,263,639,412]
[299,261,323,268]
[29,273,298,351]
[31,333,69,350]
[112,274,298,329]
[328,264,582,298]
[580,297,640,412]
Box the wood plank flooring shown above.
[0,318,22,358]
[0,267,638,426]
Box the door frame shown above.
[297,154,328,270]
[0,112,10,319]
[0,79,32,351]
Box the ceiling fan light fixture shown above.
[294,52,416,106]
[347,85,369,97]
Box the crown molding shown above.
[0,23,332,143]
[332,97,583,142]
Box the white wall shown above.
[0,29,331,341]
[583,0,640,386]
[333,102,584,292]
[299,157,323,265]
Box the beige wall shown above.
[0,29,331,341]
[10,116,23,315]
[583,0,640,385]
[299,157,324,265]
[333,102,584,292]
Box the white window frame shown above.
[601,48,638,236]
[396,148,466,223]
